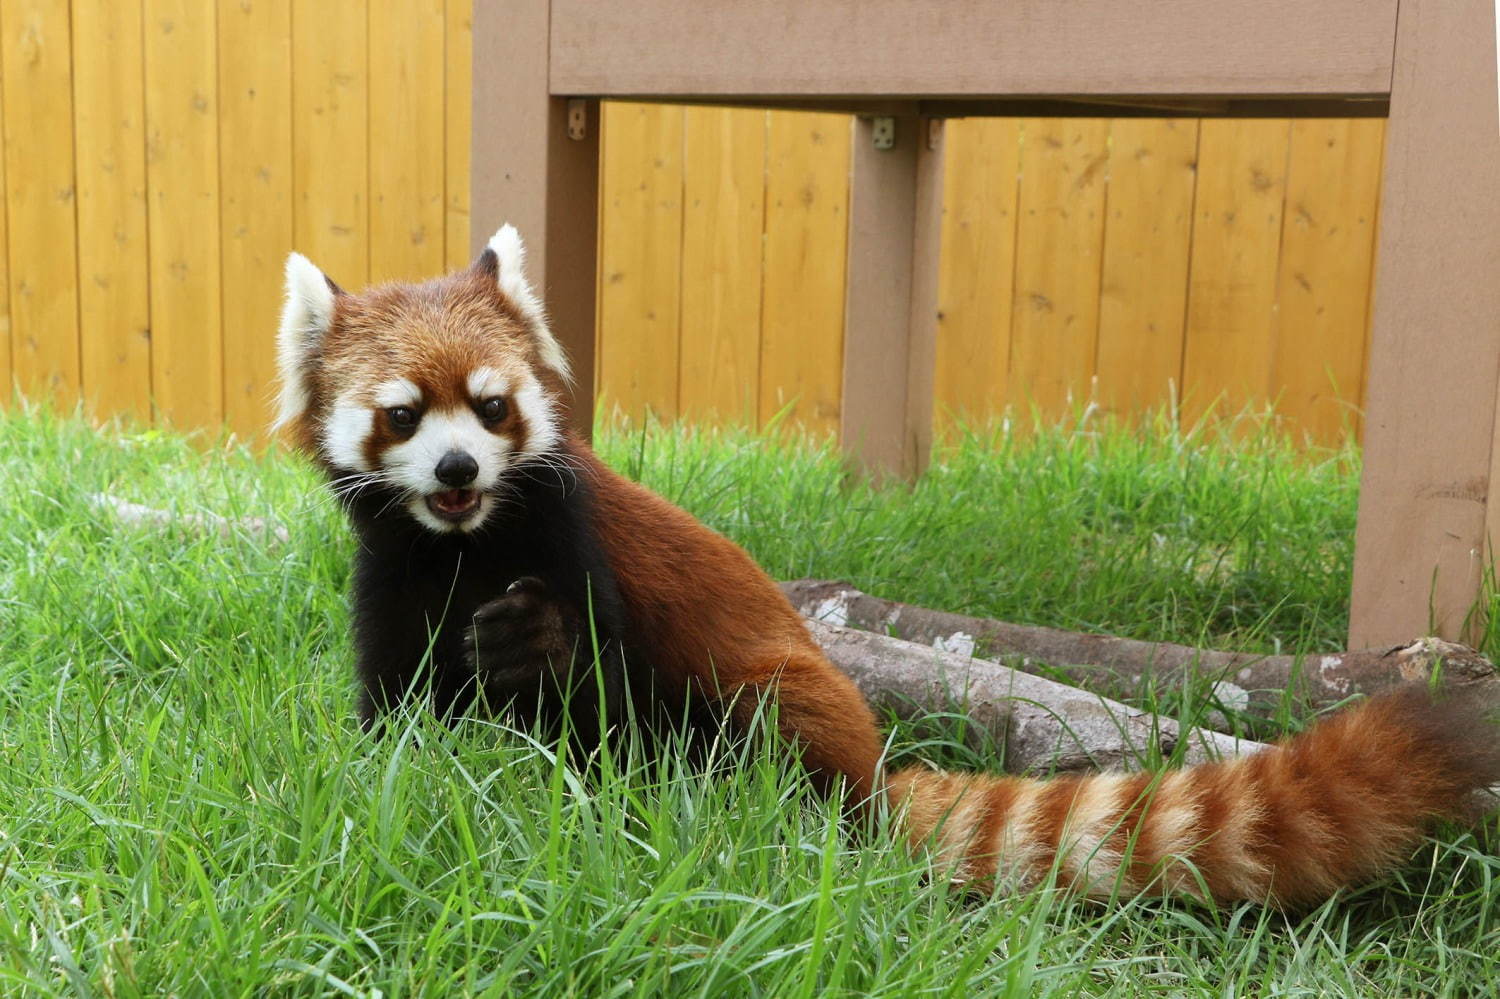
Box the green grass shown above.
[1,404,1496,997]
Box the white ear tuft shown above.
[274,252,338,430]
[487,223,572,384]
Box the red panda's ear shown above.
[275,252,341,432]
[480,224,573,385]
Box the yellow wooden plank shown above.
[596,101,683,423]
[444,0,472,272]
[2,0,80,400]
[1094,118,1199,421]
[369,0,445,284]
[71,0,152,423]
[1007,118,1110,423]
[678,106,765,425]
[933,118,1021,430]
[1272,118,1385,445]
[218,0,292,441]
[759,110,850,437]
[144,0,222,429]
[291,0,366,286]
[1180,118,1292,427]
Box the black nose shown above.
[434,450,479,487]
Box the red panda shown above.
[275,224,1500,908]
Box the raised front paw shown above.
[462,577,579,692]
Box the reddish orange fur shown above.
[288,247,1500,908]
[890,685,1500,905]
[285,268,547,462]
[577,447,883,804]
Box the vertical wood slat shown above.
[596,102,684,422]
[218,0,292,441]
[1355,0,1500,646]
[1272,118,1385,445]
[71,0,151,421]
[678,107,765,424]
[2,0,80,398]
[933,118,1021,429]
[291,0,367,286]
[759,110,850,437]
[1180,118,1292,428]
[368,0,444,284]
[1006,118,1110,421]
[841,114,922,477]
[902,117,946,475]
[470,0,599,435]
[1094,118,1198,419]
[144,0,221,428]
[444,0,472,272]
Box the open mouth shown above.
[425,488,482,523]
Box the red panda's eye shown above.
[387,406,418,431]
[479,397,508,423]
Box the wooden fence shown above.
[0,0,1383,445]
[599,106,1385,444]
[0,0,473,440]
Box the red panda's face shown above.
[275,225,572,534]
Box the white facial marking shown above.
[487,223,572,384]
[467,366,510,401]
[391,406,511,534]
[275,252,337,430]
[512,371,561,459]
[322,395,374,472]
[373,378,423,410]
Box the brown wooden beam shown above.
[550,0,1397,100]
[471,0,600,438]
[1350,0,1500,646]
[840,115,943,479]
[599,95,1390,120]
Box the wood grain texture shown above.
[759,110,850,437]
[1354,0,1500,646]
[71,0,151,420]
[933,119,1020,430]
[219,0,292,440]
[550,0,1398,99]
[1180,118,1291,427]
[1007,118,1110,422]
[471,0,599,435]
[369,0,445,283]
[144,0,222,428]
[678,107,765,424]
[2,0,80,399]
[142,1,225,427]
[1094,119,1198,420]
[841,115,917,476]
[292,0,367,286]
[444,0,472,272]
[596,102,684,422]
[902,117,944,474]
[1272,118,1384,445]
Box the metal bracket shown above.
[567,99,587,140]
[871,116,895,150]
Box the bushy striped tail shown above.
[887,683,1500,906]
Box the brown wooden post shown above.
[471,0,600,437]
[1350,0,1500,646]
[841,115,944,479]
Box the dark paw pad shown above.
[463,580,578,686]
